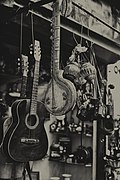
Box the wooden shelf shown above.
[49,131,92,137]
[49,158,92,167]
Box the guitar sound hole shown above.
[46,97,50,105]
[62,92,67,100]
[27,115,37,127]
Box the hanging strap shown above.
[22,162,32,180]
[25,162,32,180]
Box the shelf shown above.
[49,131,92,137]
[49,158,92,167]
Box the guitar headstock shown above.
[34,40,41,62]
[21,54,29,77]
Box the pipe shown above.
[29,9,120,56]
[92,78,98,180]
[72,1,120,35]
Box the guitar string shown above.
[51,6,55,114]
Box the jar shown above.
[62,174,72,180]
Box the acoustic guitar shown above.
[44,0,76,116]
[3,41,48,162]
[0,54,29,163]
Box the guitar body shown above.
[0,102,8,146]
[45,71,76,116]
[0,118,4,146]
[3,99,48,162]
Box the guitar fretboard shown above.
[30,60,39,114]
[20,54,28,99]
[51,0,61,76]
[30,41,41,115]
[20,76,27,99]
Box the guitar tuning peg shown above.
[50,28,53,32]
[50,36,53,40]
[30,51,32,55]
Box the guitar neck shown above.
[51,0,61,75]
[30,41,41,115]
[20,76,27,99]
[30,61,39,114]
[20,54,28,99]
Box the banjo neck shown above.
[51,0,61,77]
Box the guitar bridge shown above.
[21,137,39,144]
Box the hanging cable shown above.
[63,0,68,17]
[31,12,35,47]
[91,46,103,81]
[90,46,103,101]
[73,33,78,45]
[80,23,83,45]
[84,19,103,101]
[87,17,93,45]
[20,13,23,55]
[82,52,89,62]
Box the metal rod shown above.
[92,77,98,180]
[93,120,97,180]
[72,1,120,35]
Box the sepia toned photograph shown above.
[0,0,120,180]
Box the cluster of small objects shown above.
[50,119,92,136]
[50,141,92,165]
